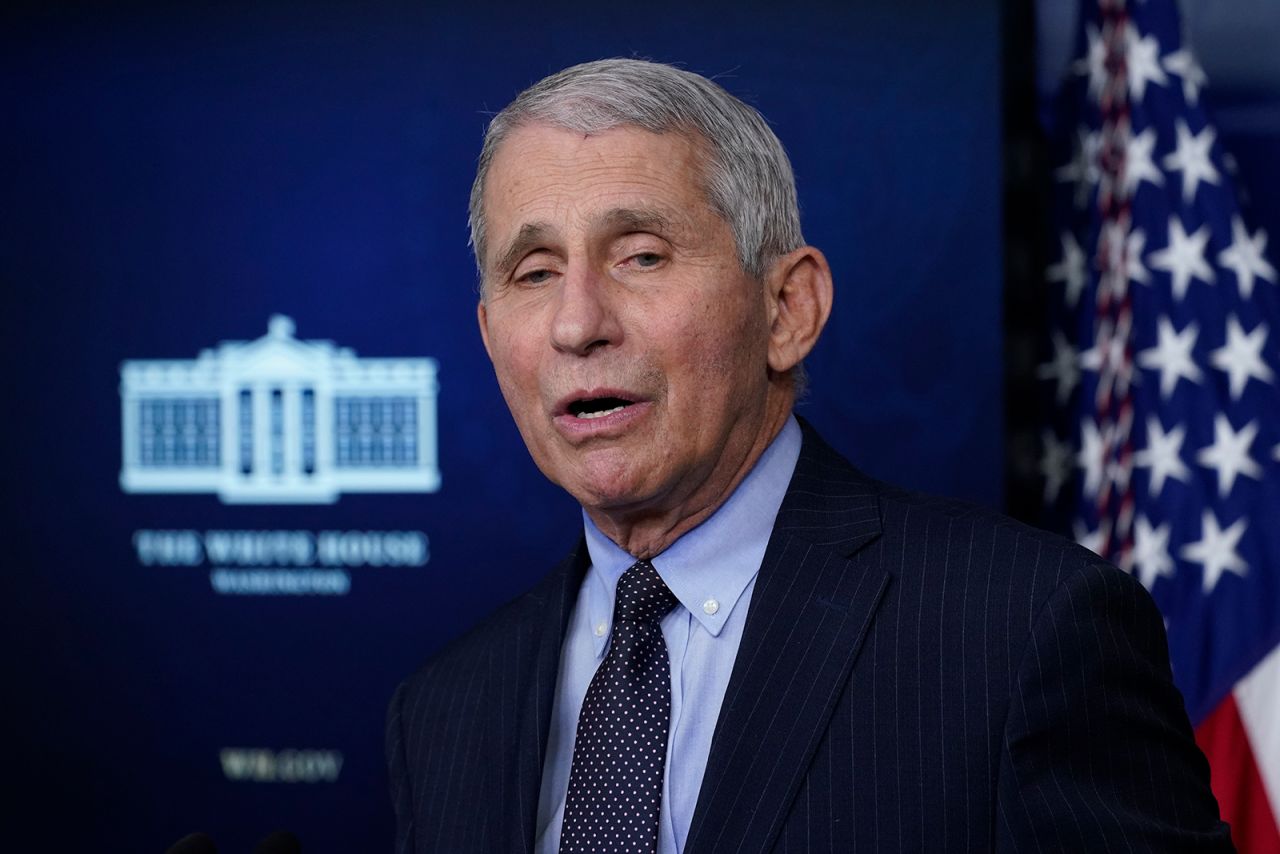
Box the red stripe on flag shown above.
[1195,693,1280,852]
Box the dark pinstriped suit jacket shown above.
[386,423,1233,852]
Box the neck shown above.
[585,402,792,560]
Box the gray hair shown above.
[468,58,804,287]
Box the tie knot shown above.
[614,559,678,624]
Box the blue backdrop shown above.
[3,3,1002,850]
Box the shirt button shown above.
[702,598,720,616]
[594,623,606,637]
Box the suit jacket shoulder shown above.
[386,542,587,854]
[687,421,1230,852]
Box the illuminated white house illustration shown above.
[119,315,440,503]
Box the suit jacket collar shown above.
[685,419,890,853]
[504,419,889,853]
[497,539,589,853]
[771,417,886,551]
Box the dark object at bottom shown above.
[165,832,217,854]
[254,830,302,854]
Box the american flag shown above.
[1041,0,1280,848]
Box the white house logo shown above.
[119,315,440,504]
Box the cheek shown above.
[679,297,767,378]
[660,324,761,419]
[488,341,542,421]
[488,317,537,377]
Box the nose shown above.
[550,263,620,356]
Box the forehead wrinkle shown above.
[596,206,673,237]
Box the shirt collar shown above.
[582,415,802,659]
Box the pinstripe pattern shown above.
[387,422,1233,852]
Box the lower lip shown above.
[553,401,653,439]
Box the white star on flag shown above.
[1125,228,1151,287]
[1162,47,1207,105]
[1162,120,1220,203]
[1077,418,1107,498]
[1180,510,1249,593]
[1040,430,1073,503]
[1047,231,1088,308]
[1080,317,1128,377]
[1137,316,1202,397]
[1218,217,1276,299]
[1037,330,1080,404]
[1126,27,1169,101]
[1074,23,1109,104]
[1100,222,1139,300]
[1195,414,1262,497]
[1073,518,1109,558]
[1148,216,1214,300]
[1133,516,1176,590]
[1106,455,1133,495]
[1210,315,1274,399]
[1056,129,1102,209]
[1123,128,1164,197]
[1134,415,1191,496]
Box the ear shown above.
[764,246,834,373]
[477,298,495,361]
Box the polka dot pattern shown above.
[559,559,678,853]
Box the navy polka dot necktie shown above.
[559,559,679,853]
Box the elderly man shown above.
[386,59,1231,853]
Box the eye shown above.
[633,252,663,268]
[517,268,554,285]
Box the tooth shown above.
[579,404,626,420]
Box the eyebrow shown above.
[489,207,676,277]
[492,222,551,278]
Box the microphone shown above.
[253,830,302,854]
[165,832,217,854]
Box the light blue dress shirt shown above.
[534,416,802,854]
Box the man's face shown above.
[477,123,788,524]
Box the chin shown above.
[563,461,660,514]
[567,478,648,513]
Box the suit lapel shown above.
[495,541,589,854]
[685,424,891,854]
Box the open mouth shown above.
[567,396,634,420]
